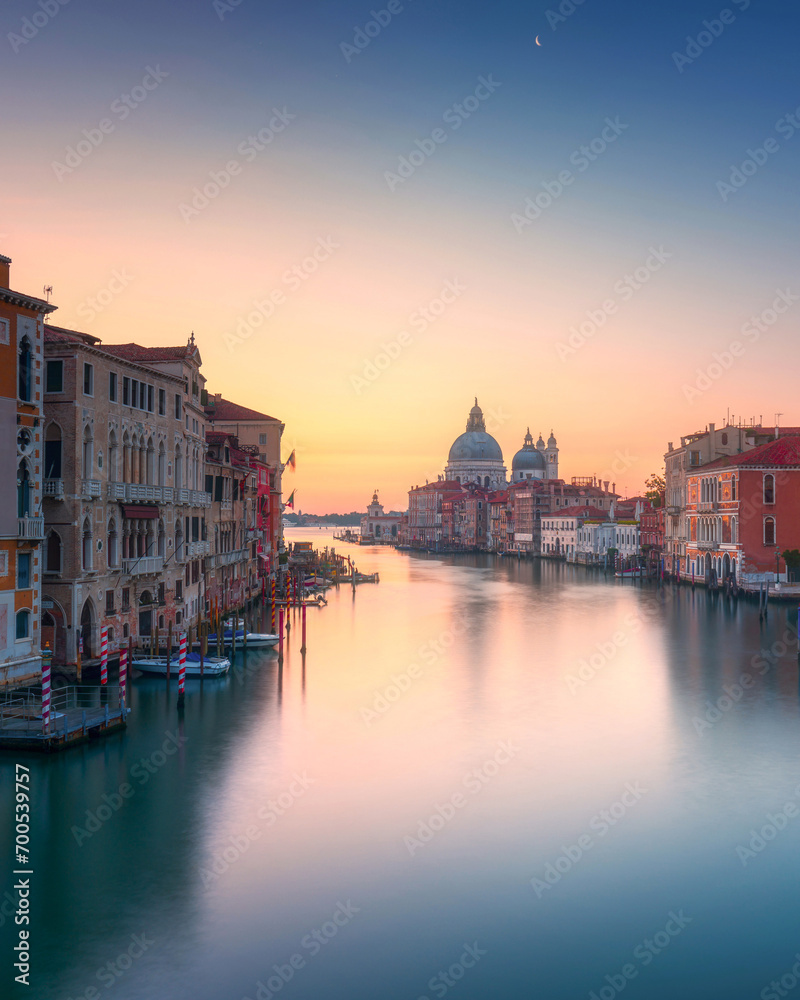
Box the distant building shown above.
[360,491,401,542]
[511,428,559,482]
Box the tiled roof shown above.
[100,343,197,362]
[205,431,232,445]
[44,324,101,346]
[205,397,279,423]
[549,504,609,519]
[697,435,800,470]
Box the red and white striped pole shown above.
[100,626,108,686]
[119,647,127,711]
[271,578,276,632]
[179,632,186,696]
[41,657,51,734]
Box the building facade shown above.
[360,491,401,542]
[0,255,57,685]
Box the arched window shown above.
[158,441,166,486]
[82,517,93,570]
[157,519,166,557]
[764,474,775,505]
[107,517,118,568]
[17,461,31,517]
[45,423,63,480]
[122,430,131,482]
[175,520,184,560]
[82,425,93,479]
[18,337,32,401]
[16,609,31,640]
[146,436,155,485]
[731,475,737,501]
[764,516,776,546]
[174,443,183,489]
[46,530,62,573]
[108,430,118,482]
[731,516,737,543]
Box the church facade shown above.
[443,400,559,489]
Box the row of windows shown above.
[46,360,182,420]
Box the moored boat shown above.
[133,652,231,677]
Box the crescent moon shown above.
[535,35,542,46]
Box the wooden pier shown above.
[0,685,127,753]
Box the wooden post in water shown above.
[242,612,248,652]
[76,634,82,683]
[301,602,307,653]
[278,607,284,664]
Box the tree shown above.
[645,472,666,507]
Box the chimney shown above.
[0,254,10,288]
[709,422,715,434]
[604,480,610,493]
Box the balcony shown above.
[666,506,680,516]
[220,499,232,512]
[44,479,65,499]
[177,489,212,507]
[696,540,720,550]
[698,501,719,512]
[108,482,174,503]
[207,547,248,569]
[81,480,102,499]
[122,556,165,576]
[186,539,211,558]
[18,516,45,541]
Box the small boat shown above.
[219,620,280,647]
[133,652,231,677]
[615,568,644,578]
[303,576,331,588]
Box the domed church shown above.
[444,399,507,489]
[511,428,559,482]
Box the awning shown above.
[120,504,159,519]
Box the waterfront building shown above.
[639,502,664,573]
[0,254,57,686]
[408,480,464,548]
[444,399,507,488]
[663,420,800,580]
[684,435,800,591]
[541,505,609,560]
[42,326,211,664]
[445,486,488,550]
[204,395,284,567]
[360,491,401,542]
[487,490,508,552]
[204,431,259,609]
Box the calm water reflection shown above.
[4,527,800,1000]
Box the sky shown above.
[2,0,799,511]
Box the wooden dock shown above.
[0,685,128,753]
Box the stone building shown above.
[42,326,211,665]
[360,491,401,542]
[0,254,57,685]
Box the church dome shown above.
[536,432,546,450]
[447,399,503,463]
[547,430,557,447]
[512,428,546,472]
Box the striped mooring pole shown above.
[271,578,276,632]
[41,655,51,734]
[177,631,186,707]
[119,647,128,712]
[100,626,108,686]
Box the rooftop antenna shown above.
[43,285,53,303]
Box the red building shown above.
[639,501,664,573]
[685,435,800,591]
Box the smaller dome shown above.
[512,448,546,472]
[536,433,546,450]
[547,430,557,447]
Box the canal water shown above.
[4,527,800,1000]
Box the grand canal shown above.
[4,527,800,999]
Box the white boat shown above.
[615,568,644,578]
[221,620,280,647]
[133,652,231,677]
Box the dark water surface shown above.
[4,528,800,1000]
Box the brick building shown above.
[0,254,57,685]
